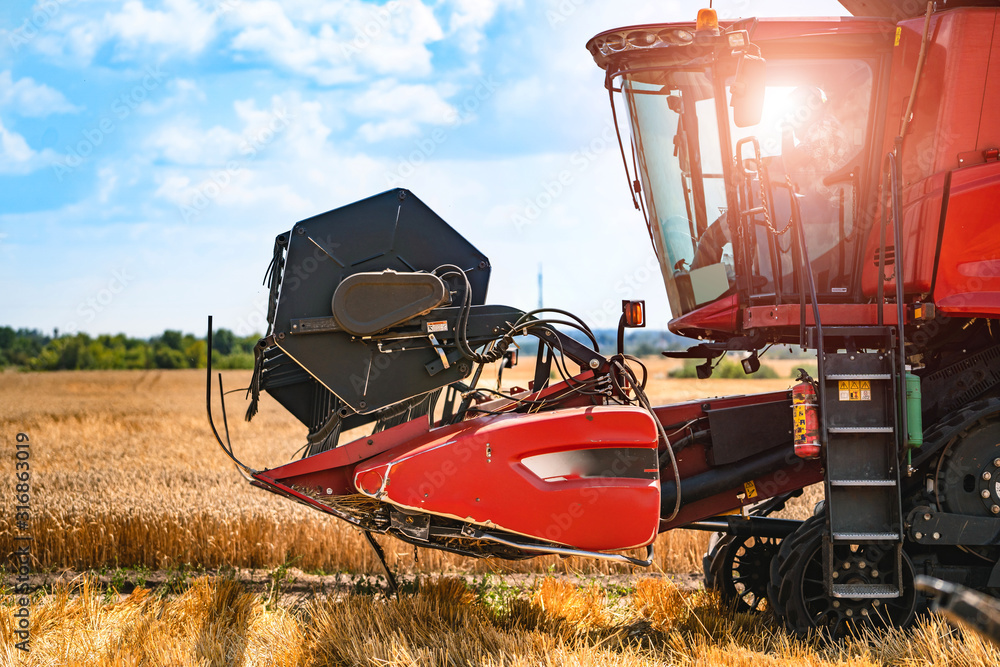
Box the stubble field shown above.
[1,363,997,665]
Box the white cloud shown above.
[349,80,458,141]
[97,166,118,203]
[31,15,106,65]
[227,0,444,85]
[31,0,218,65]
[105,0,217,56]
[357,119,419,143]
[0,117,58,174]
[146,120,244,166]
[0,71,81,117]
[444,0,519,55]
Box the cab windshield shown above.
[623,57,873,318]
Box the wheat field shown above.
[3,574,998,666]
[0,362,801,576]
[3,366,998,666]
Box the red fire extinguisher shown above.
[792,372,820,459]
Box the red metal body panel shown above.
[933,160,1000,317]
[744,303,901,328]
[257,417,432,496]
[668,293,739,337]
[863,8,1000,301]
[353,406,661,551]
[860,172,946,297]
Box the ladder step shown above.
[828,426,894,433]
[832,532,900,541]
[832,583,901,599]
[825,373,892,380]
[829,479,897,487]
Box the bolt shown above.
[843,562,851,569]
[873,599,881,607]
[846,609,854,617]
[915,532,923,540]
[871,570,879,578]
[832,571,839,579]
[367,439,374,445]
[994,458,1000,467]
[933,532,941,540]
[984,471,993,481]
[861,608,869,617]
[992,505,1000,514]
[296,226,305,234]
[923,513,932,521]
[424,493,428,497]
[858,561,867,569]
[833,600,841,608]
[983,490,992,499]
[476,498,480,502]
[589,359,600,369]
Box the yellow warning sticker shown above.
[744,480,758,499]
[838,380,872,401]
[894,27,902,46]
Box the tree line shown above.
[0,327,260,371]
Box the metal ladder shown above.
[821,339,905,598]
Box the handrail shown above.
[787,181,827,448]
[883,147,909,467]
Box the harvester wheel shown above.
[767,514,825,621]
[771,517,921,638]
[708,533,781,613]
[702,533,730,591]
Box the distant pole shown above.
[537,263,543,310]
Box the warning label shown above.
[744,480,758,499]
[838,380,872,401]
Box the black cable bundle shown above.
[244,336,268,422]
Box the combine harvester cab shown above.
[210,0,1000,640]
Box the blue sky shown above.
[0,0,849,338]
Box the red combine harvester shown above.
[209,0,1000,637]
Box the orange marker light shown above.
[696,8,719,32]
[621,300,646,328]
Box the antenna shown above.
[537,263,543,310]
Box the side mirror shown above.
[730,54,766,128]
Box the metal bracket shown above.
[909,508,1000,546]
[427,333,450,371]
